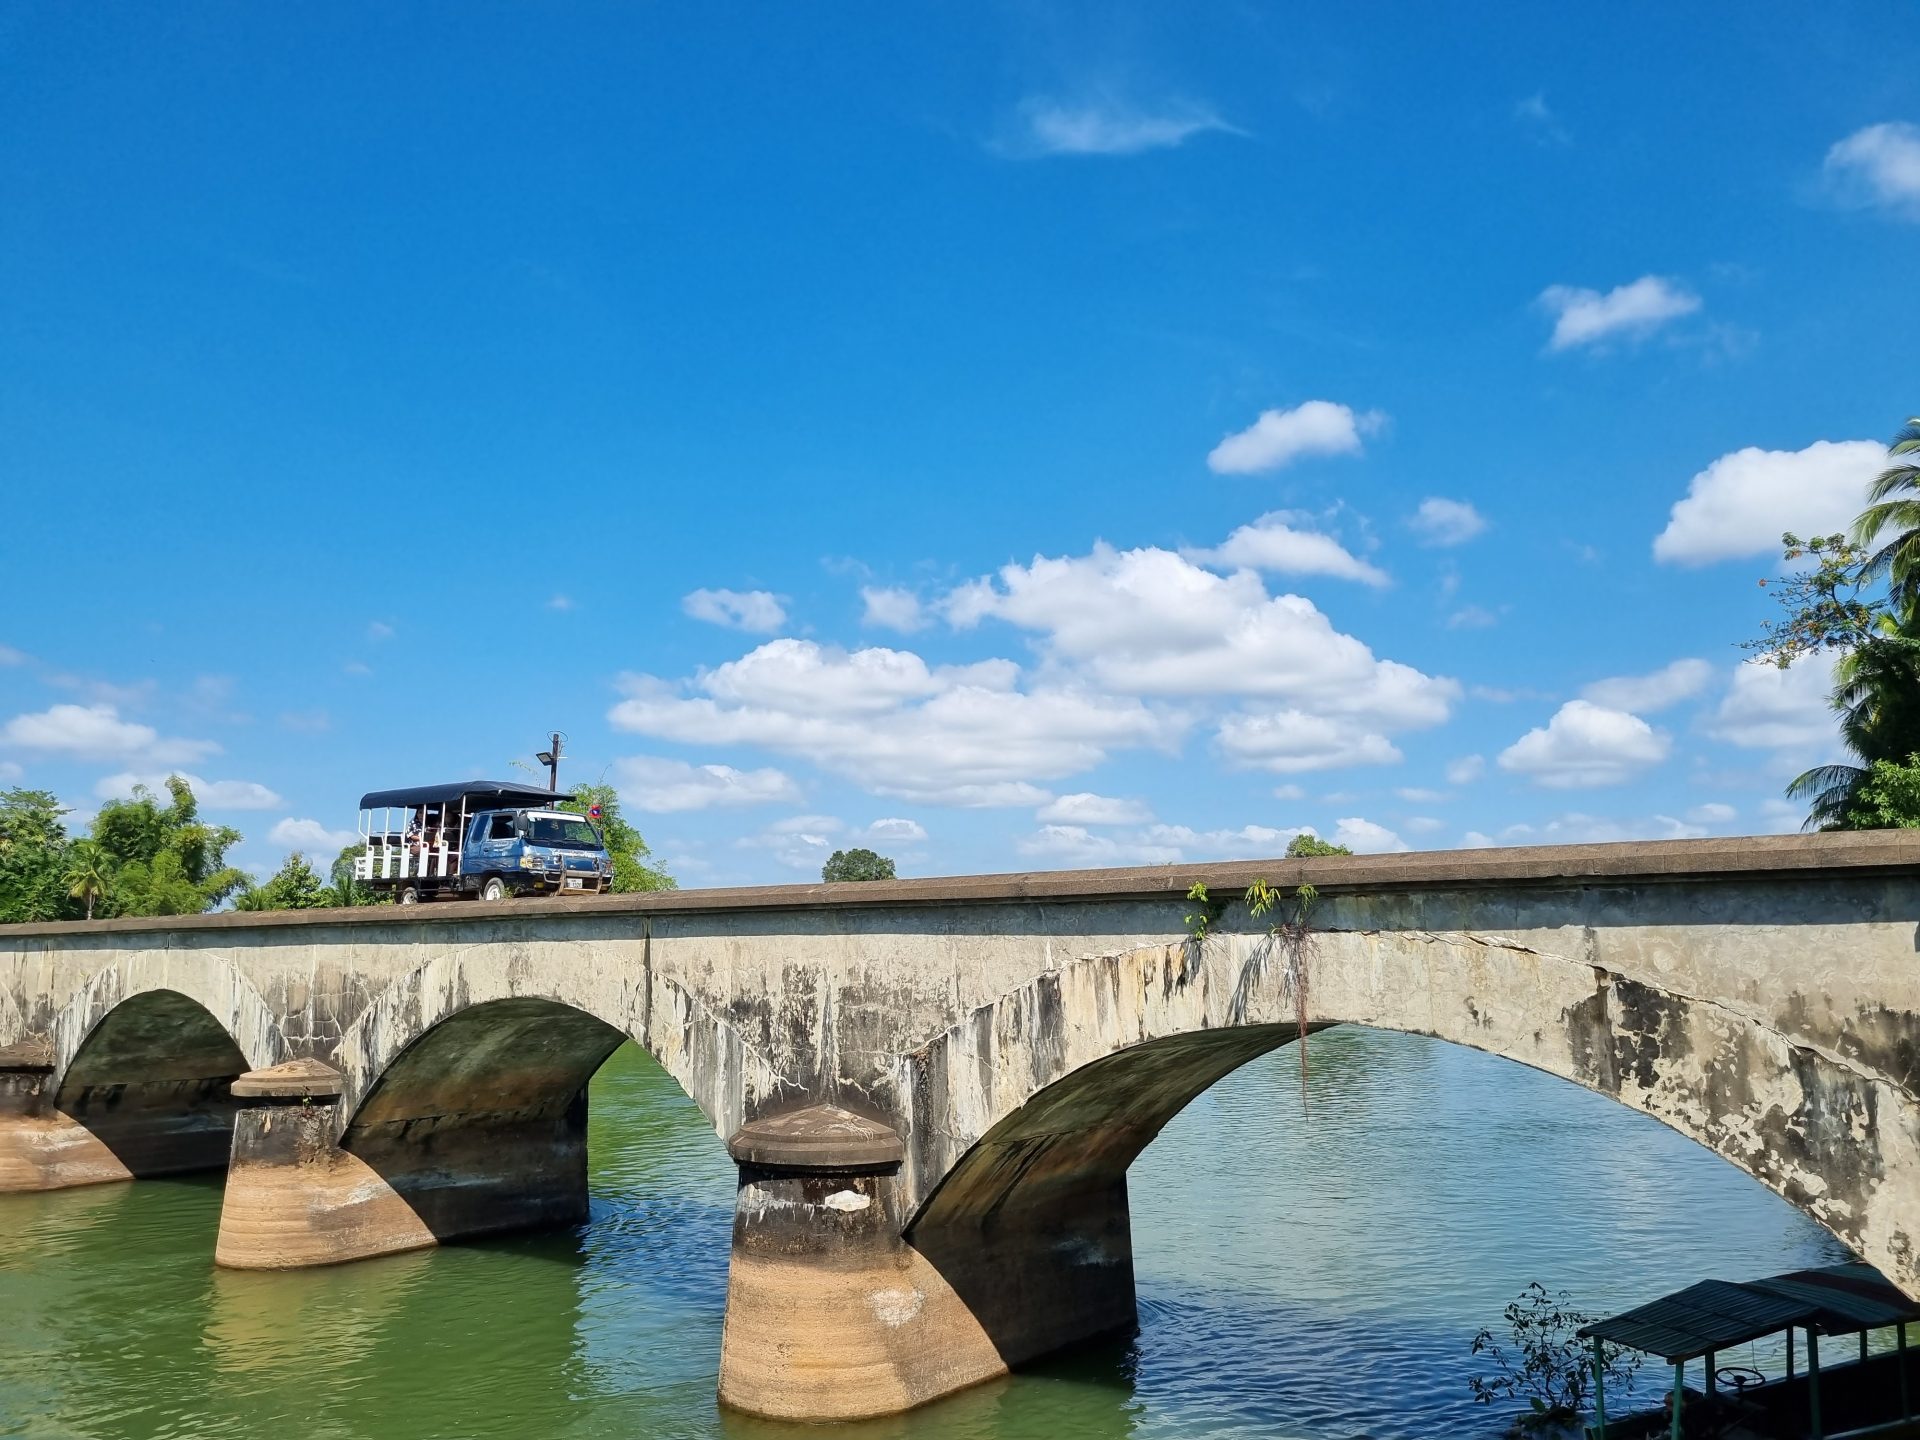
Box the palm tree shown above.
[1789,630,1920,828]
[1853,415,1920,620]
[65,841,112,921]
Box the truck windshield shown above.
[526,817,603,849]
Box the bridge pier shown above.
[0,1037,237,1191]
[215,1055,602,1269]
[717,1104,1005,1418]
[716,1103,1139,1420]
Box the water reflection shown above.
[0,1030,1850,1440]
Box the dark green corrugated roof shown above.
[1579,1263,1920,1363]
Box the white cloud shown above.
[1498,700,1671,788]
[1538,275,1701,351]
[1206,401,1383,475]
[0,645,24,665]
[1272,783,1305,801]
[1011,96,1237,158]
[0,760,21,781]
[1652,440,1883,565]
[1515,92,1570,146]
[94,772,283,810]
[739,819,841,872]
[611,755,802,813]
[1495,812,1709,845]
[1192,512,1389,586]
[1824,121,1920,220]
[1217,710,1402,773]
[1396,787,1445,803]
[1445,754,1486,786]
[547,594,574,612]
[1409,498,1488,547]
[1446,605,1498,630]
[1019,821,1306,867]
[367,621,395,641]
[860,586,927,633]
[1580,658,1714,714]
[682,588,788,633]
[1331,816,1408,854]
[1036,792,1155,826]
[862,817,927,844]
[0,704,217,766]
[1018,824,1185,867]
[269,817,358,854]
[610,642,1172,808]
[1702,656,1837,752]
[1686,802,1738,825]
[947,543,1456,726]
[1402,815,1446,835]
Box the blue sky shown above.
[3,4,1918,884]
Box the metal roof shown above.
[357,781,574,809]
[1580,1263,1920,1363]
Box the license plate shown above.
[565,877,585,890]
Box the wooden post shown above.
[1808,1329,1823,1440]
[1900,1323,1910,1421]
[1670,1359,1685,1440]
[1591,1338,1608,1440]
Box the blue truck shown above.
[351,781,614,904]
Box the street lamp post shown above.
[535,732,564,792]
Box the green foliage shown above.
[1854,415,1920,619]
[236,852,332,912]
[822,847,896,883]
[1183,881,1225,941]
[1748,417,1920,831]
[1747,532,1890,665]
[92,777,246,916]
[327,843,384,906]
[558,784,675,892]
[1469,1283,1639,1432]
[0,788,77,923]
[1844,754,1920,829]
[64,840,113,921]
[1284,832,1352,858]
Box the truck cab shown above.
[352,781,614,903]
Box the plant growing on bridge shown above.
[1187,877,1325,1112]
[1249,879,1320,1113]
[1468,1283,1639,1434]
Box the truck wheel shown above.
[398,885,421,906]
[481,877,508,902]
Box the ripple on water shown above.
[0,1031,1847,1440]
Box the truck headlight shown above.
[519,854,543,870]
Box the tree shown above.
[822,848,895,882]
[1854,415,1920,619]
[1786,634,1920,829]
[0,789,76,923]
[327,842,383,906]
[92,777,247,916]
[1845,754,1920,830]
[557,784,675,892]
[1469,1283,1640,1432]
[1286,833,1352,858]
[65,840,113,921]
[1749,415,1920,831]
[236,852,331,911]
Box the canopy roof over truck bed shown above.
[357,781,576,810]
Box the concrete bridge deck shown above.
[3,831,1918,1418]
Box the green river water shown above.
[1,1027,1846,1439]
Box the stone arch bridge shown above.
[3,833,1919,1420]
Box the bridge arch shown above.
[333,947,777,1141]
[898,925,1920,1316]
[33,969,271,1185]
[50,950,279,1084]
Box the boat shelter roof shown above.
[358,781,574,810]
[1579,1263,1920,1363]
